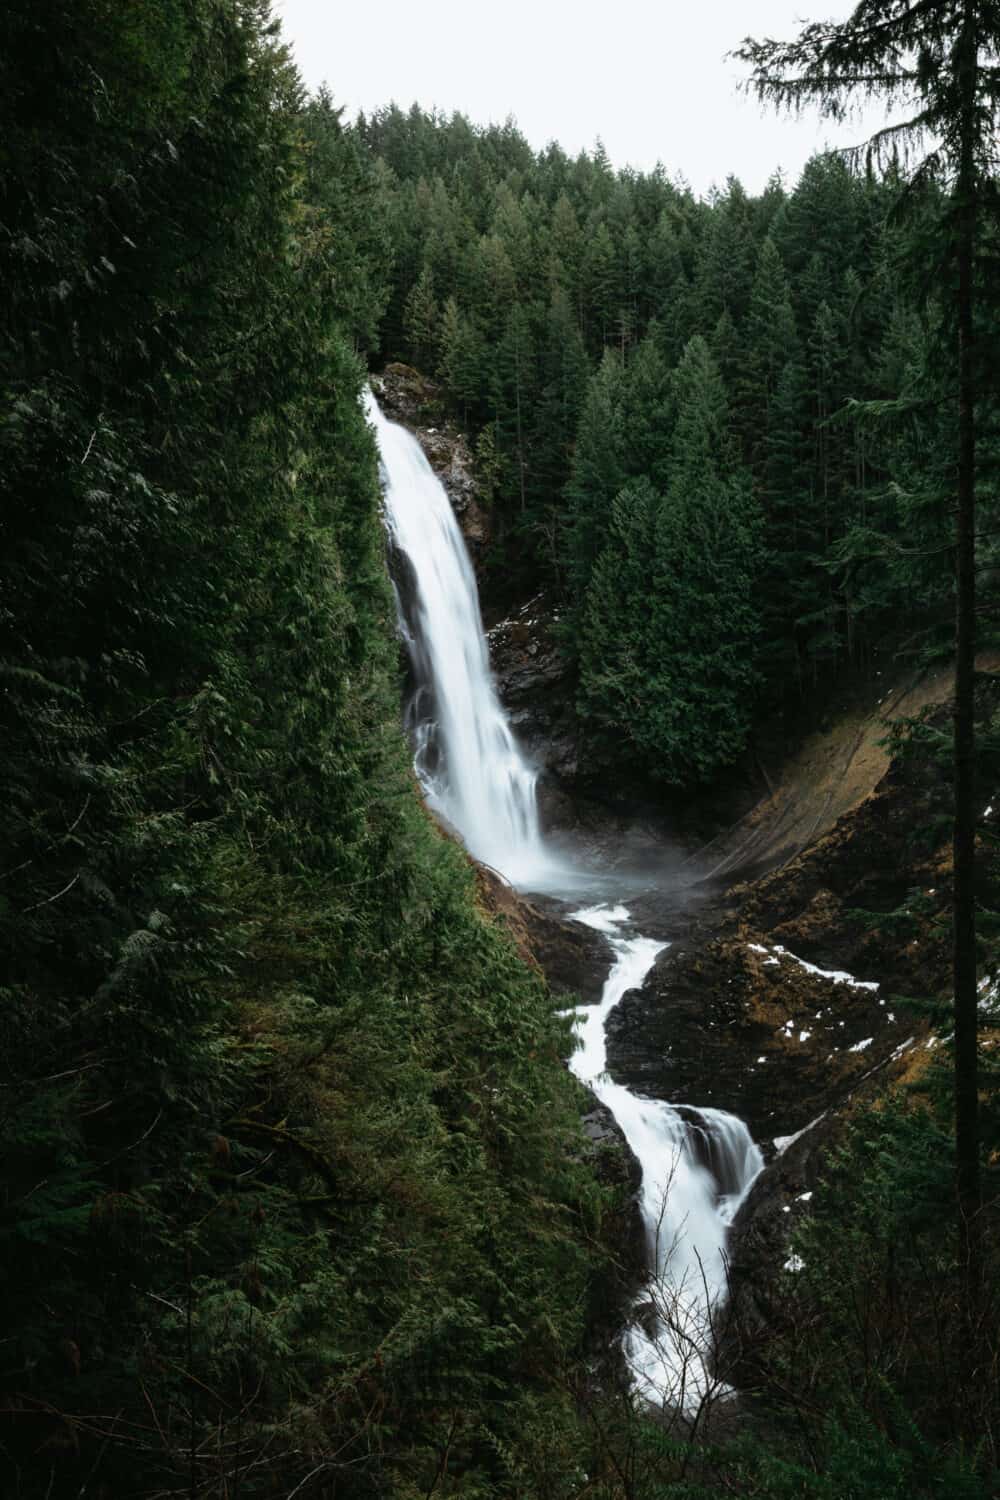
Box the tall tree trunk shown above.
[953,4,981,1311]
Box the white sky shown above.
[276,1,886,198]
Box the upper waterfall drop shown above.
[365,390,568,892]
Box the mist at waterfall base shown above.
[367,390,763,1408]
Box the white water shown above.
[569,904,762,1407]
[368,390,762,1410]
[366,390,570,892]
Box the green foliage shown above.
[9,9,1000,1496]
[564,349,628,601]
[0,6,608,1495]
[723,1095,1000,1498]
[403,261,439,367]
[362,102,981,780]
[578,341,763,784]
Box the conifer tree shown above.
[532,287,589,575]
[299,88,391,350]
[620,328,674,492]
[578,338,762,782]
[761,355,814,690]
[491,303,536,514]
[563,349,627,604]
[578,478,658,747]
[644,209,685,320]
[709,308,742,406]
[438,294,485,422]
[548,191,584,311]
[741,235,799,469]
[694,176,757,329]
[582,220,620,349]
[403,261,439,366]
[475,232,518,341]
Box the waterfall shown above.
[366,390,569,892]
[367,389,762,1410]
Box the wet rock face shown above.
[487,598,580,783]
[606,930,915,1148]
[579,1091,647,1348]
[581,1092,644,1233]
[518,898,613,1006]
[735,750,954,1000]
[721,1117,834,1374]
[604,694,965,1161]
[372,363,492,567]
[474,865,612,1005]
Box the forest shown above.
[1,1,998,1497]
[364,99,998,781]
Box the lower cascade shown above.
[568,905,762,1405]
[368,390,763,1409]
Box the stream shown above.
[366,389,763,1409]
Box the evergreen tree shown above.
[644,208,685,321]
[582,219,620,350]
[492,181,535,294]
[620,328,674,492]
[547,191,584,319]
[579,338,762,782]
[491,302,536,515]
[532,287,589,580]
[474,231,518,340]
[578,478,659,748]
[741,235,799,468]
[694,176,757,329]
[299,87,391,350]
[438,294,485,421]
[563,349,627,604]
[760,355,815,691]
[0,11,609,1493]
[403,260,439,366]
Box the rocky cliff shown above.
[487,598,579,782]
[486,658,999,1396]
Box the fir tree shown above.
[741,235,799,469]
[403,261,439,366]
[563,349,627,605]
[438,294,485,422]
[578,338,762,782]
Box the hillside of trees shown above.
[363,103,1000,782]
[1,6,616,1495]
[3,1,1000,1497]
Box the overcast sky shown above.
[275,1,889,198]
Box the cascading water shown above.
[367,389,762,1409]
[366,390,569,892]
[568,904,762,1406]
